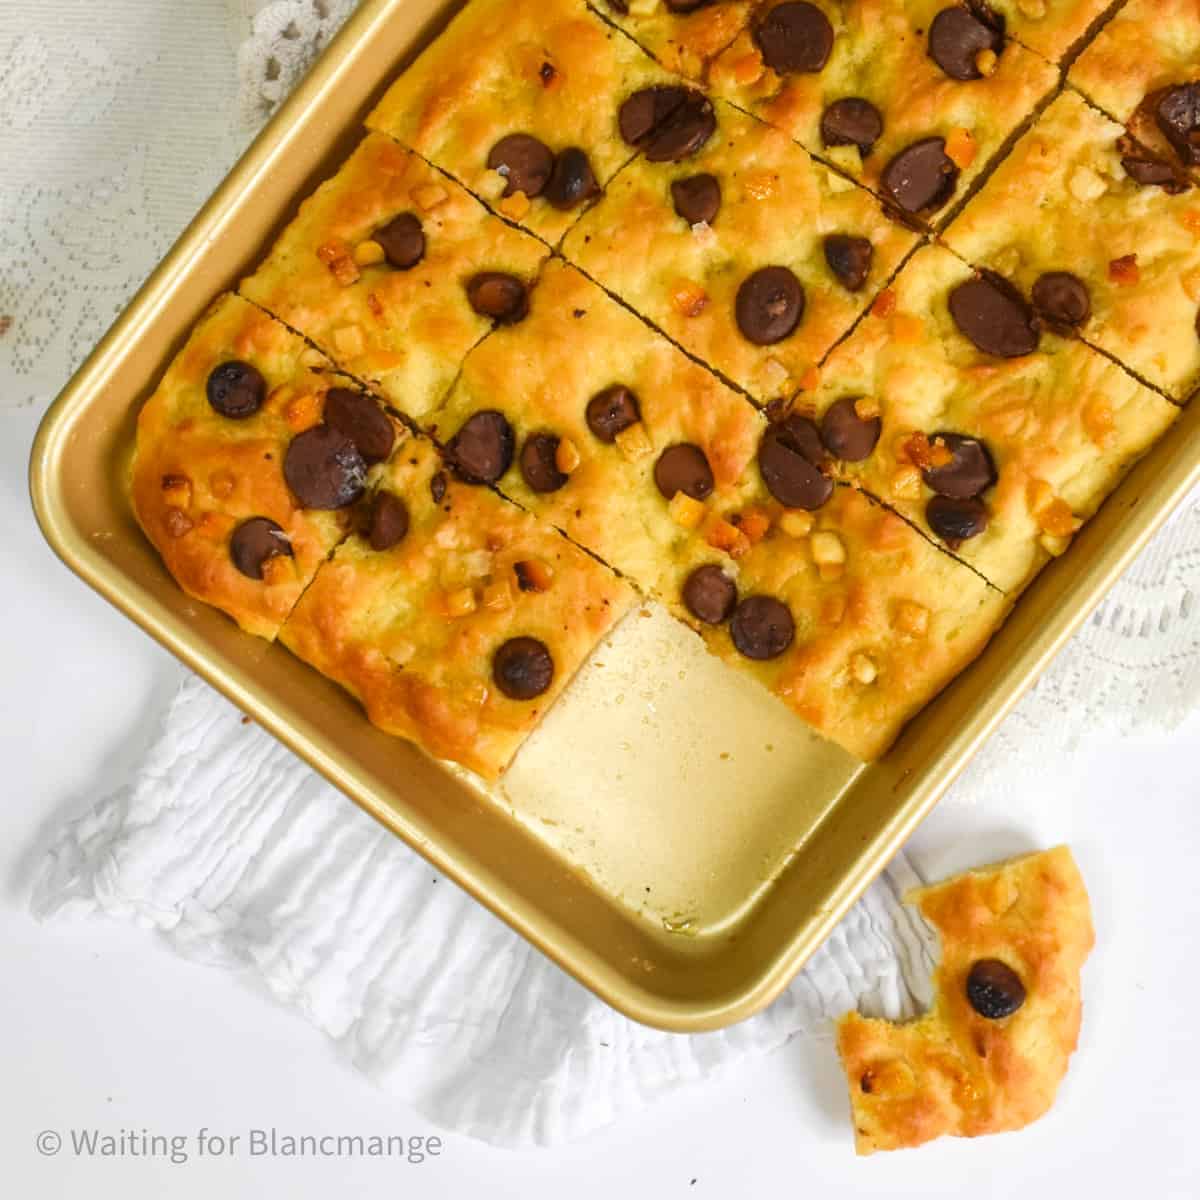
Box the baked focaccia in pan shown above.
[801,243,1177,595]
[240,133,547,421]
[132,294,401,639]
[280,434,634,779]
[562,99,918,404]
[709,1,1058,224]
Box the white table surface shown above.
[4,399,1197,1198]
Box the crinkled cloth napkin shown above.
[14,0,1200,1151]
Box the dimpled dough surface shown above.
[240,133,547,421]
[132,294,360,640]
[837,847,1095,1154]
[562,100,919,403]
[804,244,1178,595]
[944,90,1200,401]
[280,435,634,780]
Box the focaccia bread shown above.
[709,0,1058,224]
[240,133,547,420]
[800,244,1177,594]
[280,434,634,780]
[666,485,1009,760]
[428,259,763,600]
[1070,0,1200,180]
[132,294,399,639]
[597,0,754,81]
[944,90,1200,401]
[561,99,919,403]
[837,846,1095,1154]
[366,0,676,244]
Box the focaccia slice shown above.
[132,294,401,639]
[280,434,634,780]
[240,133,547,420]
[837,846,1095,1154]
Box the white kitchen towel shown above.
[31,671,939,1148]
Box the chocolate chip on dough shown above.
[928,4,1005,82]
[487,134,554,198]
[821,98,884,156]
[230,517,292,579]
[683,564,738,625]
[753,2,835,75]
[948,270,1039,358]
[283,424,367,510]
[493,637,555,700]
[731,596,795,660]
[654,443,715,501]
[736,266,805,345]
[207,361,265,419]
[445,410,515,485]
[966,959,1026,1019]
[881,137,960,216]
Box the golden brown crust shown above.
[601,0,754,81]
[366,0,675,244]
[837,846,1095,1154]
[710,1,1057,214]
[280,436,634,779]
[806,244,1178,594]
[240,133,547,419]
[945,91,1200,400]
[561,100,919,403]
[131,294,357,640]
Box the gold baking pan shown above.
[29,0,1200,1032]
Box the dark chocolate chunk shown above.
[1032,271,1091,330]
[520,433,569,493]
[735,266,805,345]
[928,4,1005,82]
[683,564,738,625]
[922,432,997,499]
[207,361,265,419]
[430,470,447,504]
[654,443,715,500]
[545,148,600,210]
[467,273,530,324]
[1119,137,1189,193]
[731,596,795,661]
[619,85,715,161]
[486,134,554,198]
[493,637,555,701]
[966,958,1026,1019]
[949,270,1040,358]
[758,414,833,510]
[323,387,395,464]
[365,491,410,552]
[445,410,515,485]
[230,517,292,580]
[753,2,834,75]
[823,234,874,292]
[926,494,989,545]
[645,91,717,163]
[820,397,881,461]
[821,97,884,156]
[882,137,960,216]
[586,385,641,443]
[671,173,722,225]
[1155,83,1200,167]
[372,213,426,270]
[283,424,368,510]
